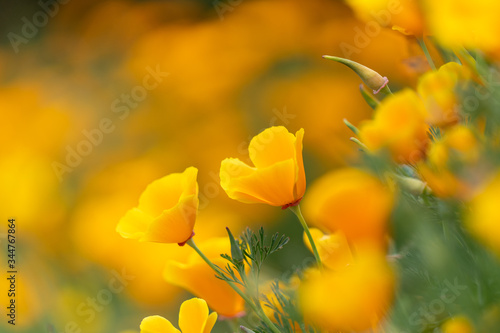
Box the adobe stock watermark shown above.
[399,278,467,333]
[49,268,135,333]
[52,65,169,182]
[339,0,403,59]
[7,0,70,54]
[213,0,243,21]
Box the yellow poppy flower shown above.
[417,62,471,127]
[302,168,393,245]
[164,238,245,317]
[220,126,305,208]
[423,0,500,54]
[359,89,430,163]
[116,167,199,244]
[441,315,475,333]
[303,228,354,271]
[298,249,395,332]
[140,298,217,333]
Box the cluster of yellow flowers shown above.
[116,124,398,332]
[2,1,411,329]
[111,1,500,332]
[8,0,500,331]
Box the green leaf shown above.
[227,227,244,264]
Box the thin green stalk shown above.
[187,239,282,333]
[417,37,437,70]
[288,205,323,269]
[350,137,368,150]
[343,118,360,135]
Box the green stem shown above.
[187,239,282,333]
[417,37,437,70]
[288,205,323,269]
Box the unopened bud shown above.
[323,55,391,94]
[393,174,431,196]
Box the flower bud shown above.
[323,55,390,94]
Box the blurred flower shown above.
[164,238,245,317]
[441,315,475,333]
[466,172,500,256]
[116,167,199,244]
[418,125,482,198]
[140,298,217,333]
[346,0,424,36]
[359,88,430,163]
[298,249,395,332]
[303,228,354,270]
[417,62,471,127]
[220,126,305,208]
[302,168,393,245]
[423,0,500,54]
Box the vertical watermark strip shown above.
[6,218,16,326]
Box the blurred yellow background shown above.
[0,0,426,331]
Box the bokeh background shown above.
[0,0,429,332]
